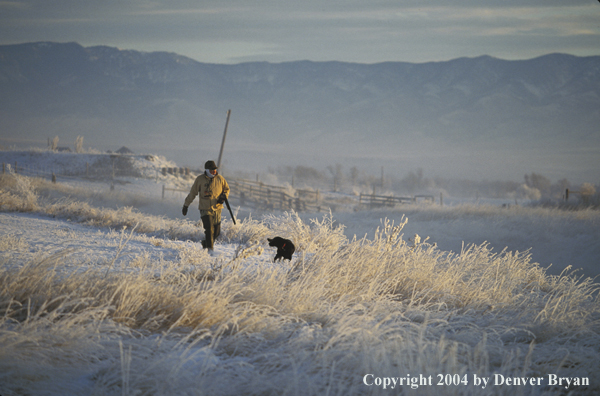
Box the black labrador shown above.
[267,237,296,262]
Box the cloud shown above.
[1,0,599,63]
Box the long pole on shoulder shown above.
[217,109,236,225]
[217,109,231,169]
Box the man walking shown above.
[182,160,230,251]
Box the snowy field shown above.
[4,149,596,279]
[1,150,600,395]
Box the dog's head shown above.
[268,237,284,247]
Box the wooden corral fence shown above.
[228,178,322,212]
[359,193,435,208]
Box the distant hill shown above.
[0,42,598,182]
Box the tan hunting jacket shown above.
[184,173,230,213]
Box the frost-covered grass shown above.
[1,172,600,395]
[338,203,600,279]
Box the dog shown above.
[267,237,295,262]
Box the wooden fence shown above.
[359,193,435,208]
[228,178,322,212]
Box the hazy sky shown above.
[1,0,599,64]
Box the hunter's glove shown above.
[217,192,227,204]
[182,205,188,216]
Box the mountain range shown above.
[0,41,598,183]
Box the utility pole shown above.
[217,109,231,169]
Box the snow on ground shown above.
[1,211,182,273]
[0,210,281,283]
[0,149,177,179]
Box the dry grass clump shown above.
[0,234,29,252]
[263,210,348,253]
[221,214,271,246]
[0,173,41,211]
[0,251,240,333]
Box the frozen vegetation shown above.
[1,150,600,395]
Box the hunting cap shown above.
[204,160,218,170]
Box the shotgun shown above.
[224,197,236,225]
[219,192,236,225]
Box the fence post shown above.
[162,184,165,199]
[14,161,17,174]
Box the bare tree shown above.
[524,173,551,197]
[50,136,59,151]
[350,166,359,186]
[75,136,84,153]
[580,183,596,205]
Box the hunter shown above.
[182,160,230,251]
